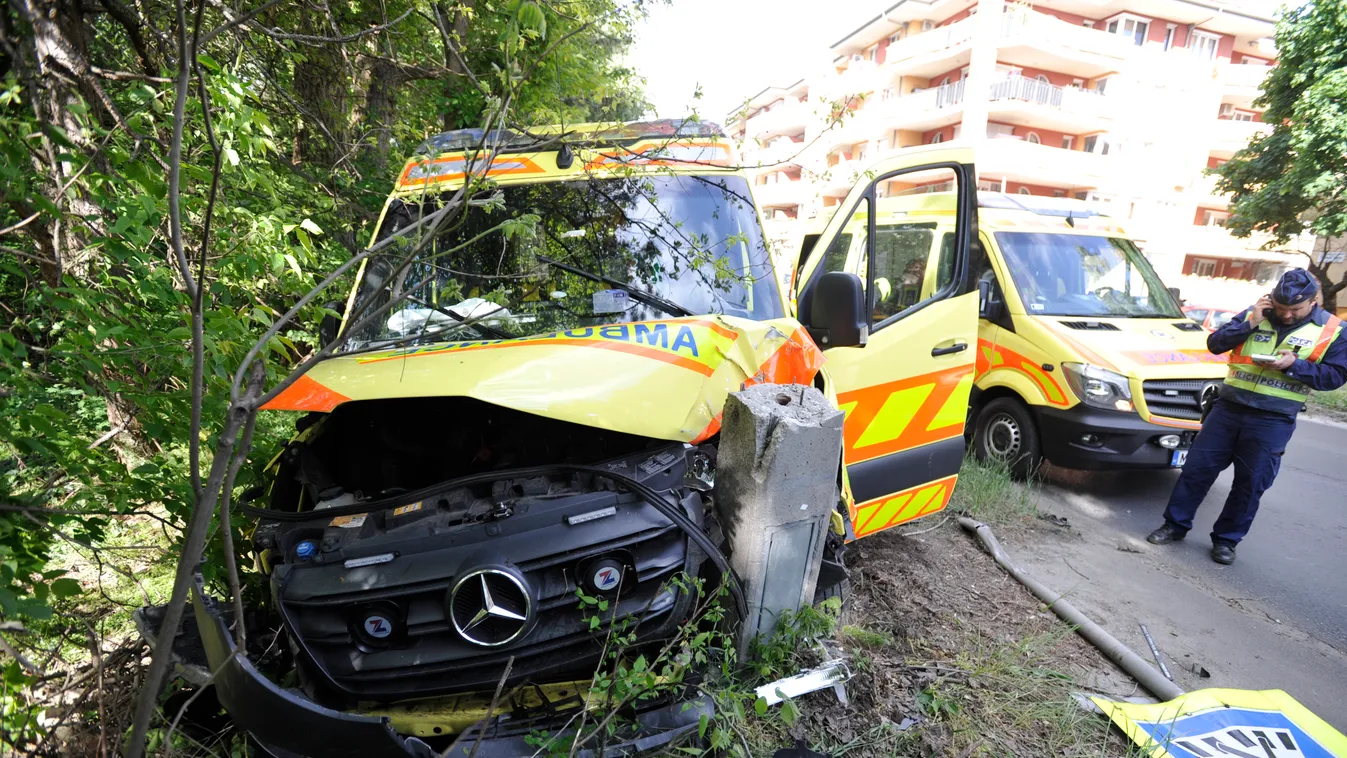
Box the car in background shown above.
[1183,305,1240,331]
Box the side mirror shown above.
[979,278,1005,321]
[1168,286,1182,305]
[318,302,342,348]
[807,272,868,349]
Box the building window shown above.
[1035,74,1050,84]
[1083,20,1093,28]
[978,179,1000,192]
[1083,135,1098,153]
[1189,31,1220,61]
[1163,24,1177,50]
[882,87,898,101]
[929,131,944,144]
[1105,14,1150,46]
[1233,111,1254,122]
[1203,210,1229,227]
[1018,187,1032,195]
[1062,135,1074,149]
[889,31,904,44]
[940,76,951,86]
[1053,190,1066,197]
[1075,191,1089,200]
[867,45,878,61]
[987,123,1015,139]
[1093,76,1111,94]
[1026,132,1041,144]
[1194,259,1217,277]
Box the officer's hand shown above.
[1248,296,1272,327]
[1269,350,1296,371]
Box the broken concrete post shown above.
[714,383,845,655]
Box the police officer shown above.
[1147,269,1347,564]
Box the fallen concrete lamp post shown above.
[957,517,1185,702]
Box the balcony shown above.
[879,17,975,78]
[818,159,869,197]
[872,80,966,132]
[747,100,810,141]
[753,179,807,209]
[818,59,880,102]
[975,137,1110,187]
[1187,173,1229,209]
[818,110,876,153]
[1210,118,1272,158]
[986,75,1113,132]
[999,10,1133,78]
[1219,62,1272,108]
[755,139,808,168]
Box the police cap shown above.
[1272,268,1317,306]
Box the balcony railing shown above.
[977,137,1109,183]
[987,75,1111,121]
[870,80,966,130]
[746,101,809,140]
[755,139,808,168]
[1211,118,1272,152]
[881,17,974,69]
[753,180,806,208]
[1219,62,1273,89]
[999,10,1134,61]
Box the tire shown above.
[972,397,1042,479]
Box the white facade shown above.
[727,0,1297,281]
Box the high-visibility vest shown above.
[1224,314,1343,414]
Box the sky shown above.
[629,0,881,124]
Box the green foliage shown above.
[1212,1,1347,304]
[0,0,652,742]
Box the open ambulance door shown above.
[795,148,981,539]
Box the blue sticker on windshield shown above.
[593,289,631,314]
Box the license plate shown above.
[1171,449,1188,468]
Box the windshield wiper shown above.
[537,254,694,318]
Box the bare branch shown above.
[0,630,42,676]
[204,0,414,45]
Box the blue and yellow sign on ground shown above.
[1093,689,1347,757]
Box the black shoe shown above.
[1147,524,1186,545]
[1211,544,1236,565]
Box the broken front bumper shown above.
[189,576,710,758]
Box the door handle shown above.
[931,342,968,357]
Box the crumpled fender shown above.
[262,315,825,444]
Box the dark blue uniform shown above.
[1162,304,1347,546]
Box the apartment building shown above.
[728,0,1310,283]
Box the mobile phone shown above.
[1262,307,1274,318]
[1251,353,1279,364]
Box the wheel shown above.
[972,397,1042,479]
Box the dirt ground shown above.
[770,518,1143,757]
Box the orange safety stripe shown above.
[689,326,826,444]
[397,154,545,190]
[851,475,957,539]
[975,339,1070,407]
[835,365,972,465]
[1308,316,1343,362]
[261,374,352,413]
[1124,349,1229,366]
[1046,325,1120,373]
[583,141,731,171]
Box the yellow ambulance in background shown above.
[792,189,1230,484]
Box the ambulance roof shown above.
[412,118,726,157]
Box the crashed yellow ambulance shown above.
[795,191,1228,481]
[156,123,985,756]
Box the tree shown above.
[1212,0,1347,310]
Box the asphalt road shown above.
[1048,416,1347,651]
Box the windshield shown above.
[994,232,1183,318]
[343,174,782,351]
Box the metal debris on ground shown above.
[755,655,852,707]
[1139,623,1174,681]
[771,739,833,758]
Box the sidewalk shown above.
[1016,481,1347,728]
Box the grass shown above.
[949,456,1039,526]
[1308,386,1347,416]
[907,630,1132,757]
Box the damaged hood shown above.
[263,315,824,443]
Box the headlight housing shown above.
[1062,363,1134,412]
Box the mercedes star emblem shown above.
[1200,382,1220,414]
[449,569,532,647]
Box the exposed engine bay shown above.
[250,397,719,706]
